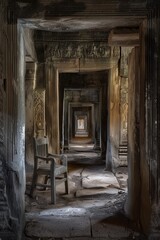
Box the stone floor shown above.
[24,161,146,240]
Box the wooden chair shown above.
[30,136,69,204]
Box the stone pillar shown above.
[106,65,121,170]
[46,63,60,154]
[125,47,141,222]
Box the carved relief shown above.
[120,77,128,143]
[45,42,111,60]
[34,90,45,137]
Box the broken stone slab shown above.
[82,167,120,189]
[25,214,91,238]
[76,188,119,197]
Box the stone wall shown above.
[145,4,160,238]
[0,1,25,239]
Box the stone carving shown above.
[45,42,111,60]
[34,90,45,136]
[120,77,128,144]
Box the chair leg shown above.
[64,172,69,194]
[43,175,48,190]
[30,171,38,197]
[50,170,56,204]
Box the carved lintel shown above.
[108,28,140,47]
[45,42,112,60]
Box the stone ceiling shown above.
[16,0,147,32]
[20,17,144,32]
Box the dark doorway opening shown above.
[59,71,108,161]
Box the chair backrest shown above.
[34,137,49,157]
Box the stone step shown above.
[118,144,128,157]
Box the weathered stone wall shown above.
[0,1,25,239]
[145,4,160,238]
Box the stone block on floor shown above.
[82,166,120,189]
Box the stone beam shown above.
[108,28,140,46]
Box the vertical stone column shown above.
[146,5,160,239]
[46,64,60,153]
[120,77,128,144]
[125,47,141,222]
[106,65,121,170]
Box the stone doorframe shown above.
[45,56,120,155]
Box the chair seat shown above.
[37,164,67,176]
